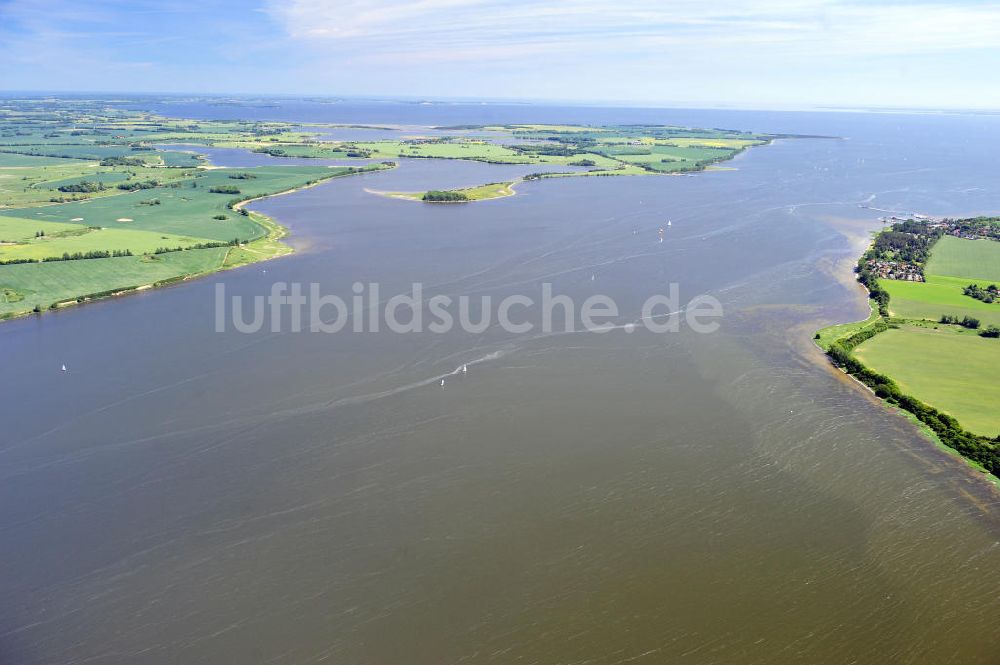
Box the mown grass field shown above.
[854,324,1000,436]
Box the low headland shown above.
[815,215,1000,483]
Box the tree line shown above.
[963,283,998,304]
[827,327,1000,476]
[423,190,468,202]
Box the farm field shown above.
[0,248,229,317]
[0,165,365,241]
[0,161,378,317]
[924,235,1000,281]
[879,236,1000,325]
[0,160,195,207]
[0,98,399,319]
[854,324,1000,437]
[0,153,91,167]
[882,275,1000,326]
[204,123,773,180]
[0,219,214,261]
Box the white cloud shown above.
[267,0,1000,62]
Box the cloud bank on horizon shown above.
[1,0,999,109]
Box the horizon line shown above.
[3,90,1000,117]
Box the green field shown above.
[0,97,396,319]
[882,275,1000,326]
[0,216,90,242]
[0,161,379,318]
[0,217,215,261]
[924,235,1000,281]
[41,171,131,188]
[0,161,195,207]
[0,145,162,161]
[854,324,1000,437]
[879,236,1000,325]
[0,248,229,317]
[211,123,771,179]
[0,153,90,167]
[871,234,1000,437]
[0,165,359,241]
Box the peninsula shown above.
[816,216,1000,480]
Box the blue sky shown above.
[2,0,1000,109]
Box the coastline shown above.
[361,145,767,206]
[0,165,394,323]
[812,216,1000,489]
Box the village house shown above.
[866,259,925,281]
